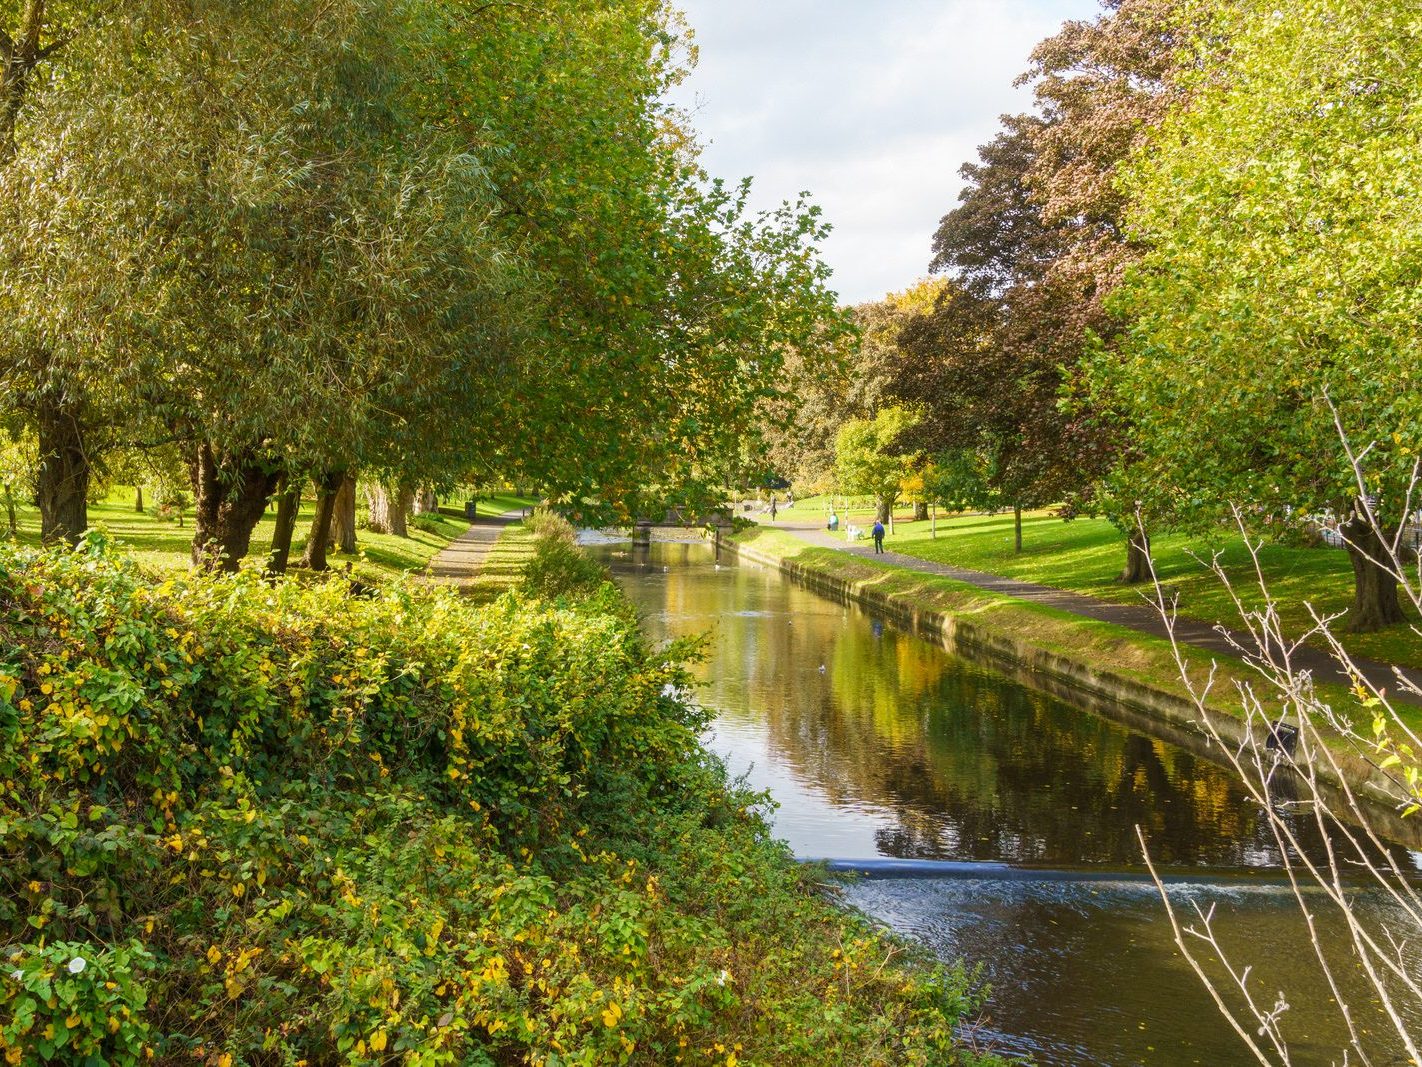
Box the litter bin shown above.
[464,500,477,519]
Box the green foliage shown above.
[1,940,153,1066]
[0,536,990,1065]
[520,510,619,606]
[1107,0,1422,527]
[523,507,579,546]
[834,405,922,511]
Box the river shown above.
[585,535,1422,1066]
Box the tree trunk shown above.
[413,487,437,514]
[36,400,90,544]
[1118,522,1152,584]
[1342,508,1406,632]
[913,500,928,522]
[367,482,412,537]
[134,484,144,513]
[332,472,357,554]
[189,442,280,572]
[3,483,16,538]
[300,469,346,571]
[1014,503,1023,554]
[265,476,302,576]
[875,497,892,524]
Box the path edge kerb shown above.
[717,530,1417,842]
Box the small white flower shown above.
[715,968,731,986]
[9,969,22,981]
[67,956,86,975]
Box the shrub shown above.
[524,506,578,544]
[0,534,996,1066]
[522,536,612,603]
[412,512,445,534]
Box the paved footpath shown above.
[768,517,1422,703]
[424,509,524,590]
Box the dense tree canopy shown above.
[760,281,935,493]
[835,405,921,524]
[886,0,1182,576]
[1100,0,1422,629]
[0,0,842,563]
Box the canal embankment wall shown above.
[717,526,1422,849]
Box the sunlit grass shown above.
[5,486,537,584]
[763,497,1421,669]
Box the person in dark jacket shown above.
[871,519,885,553]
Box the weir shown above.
[803,857,1376,888]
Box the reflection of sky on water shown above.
[706,715,898,859]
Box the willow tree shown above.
[1105,0,1422,631]
[0,1,105,542]
[2,1,524,566]
[2,0,842,564]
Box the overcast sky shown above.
[667,0,1101,304]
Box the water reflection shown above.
[591,539,1422,1065]
[593,540,1410,876]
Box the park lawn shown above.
[765,495,1420,669]
[5,487,537,584]
[474,491,537,516]
[886,509,1421,669]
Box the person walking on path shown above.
[770,496,778,521]
[872,519,885,554]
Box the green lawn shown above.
[769,496,1422,669]
[6,486,536,584]
[468,491,537,518]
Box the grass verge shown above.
[770,498,1421,670]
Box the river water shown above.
[586,536,1422,1066]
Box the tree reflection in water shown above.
[592,539,1414,877]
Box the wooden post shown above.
[932,503,937,539]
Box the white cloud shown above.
[668,0,1101,303]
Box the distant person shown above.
[827,511,839,531]
[872,519,885,553]
[770,496,778,520]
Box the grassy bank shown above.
[771,498,1421,669]
[731,526,1396,740]
[0,526,999,1066]
[5,488,537,584]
